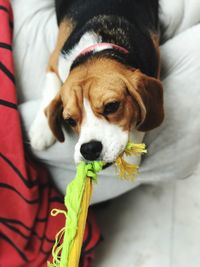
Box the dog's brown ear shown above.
[45,95,65,142]
[125,69,164,131]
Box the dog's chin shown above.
[74,156,114,165]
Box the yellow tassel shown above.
[47,209,68,267]
[115,141,147,180]
[124,143,147,156]
[115,157,138,180]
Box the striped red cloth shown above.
[0,1,101,266]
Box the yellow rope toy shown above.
[48,141,146,267]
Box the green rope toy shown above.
[48,141,146,267]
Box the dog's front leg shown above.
[29,72,61,150]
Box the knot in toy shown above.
[84,161,104,180]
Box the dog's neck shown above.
[58,15,158,83]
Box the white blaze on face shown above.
[74,99,129,163]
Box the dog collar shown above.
[71,42,129,70]
[78,42,129,58]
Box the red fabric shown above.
[0,1,101,266]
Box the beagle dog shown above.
[29,0,164,164]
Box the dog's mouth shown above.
[102,162,113,170]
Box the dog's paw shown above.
[29,114,56,151]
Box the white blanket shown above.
[12,0,200,204]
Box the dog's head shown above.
[45,57,164,163]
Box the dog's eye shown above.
[64,117,77,127]
[103,101,120,115]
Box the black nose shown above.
[80,141,103,161]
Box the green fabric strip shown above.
[60,161,104,266]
